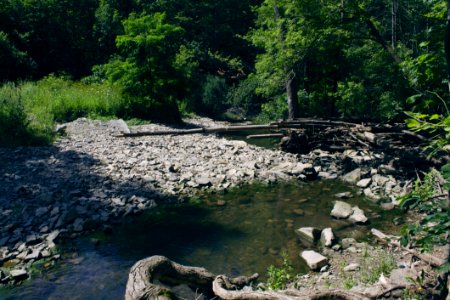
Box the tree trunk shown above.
[445,0,450,93]
[273,4,300,119]
[287,72,300,119]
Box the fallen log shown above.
[247,133,285,139]
[125,255,259,300]
[126,255,413,300]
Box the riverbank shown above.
[0,117,447,296]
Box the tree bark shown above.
[286,72,300,119]
[273,4,300,119]
[445,0,450,92]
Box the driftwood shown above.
[125,255,259,300]
[371,229,447,267]
[247,133,285,139]
[126,255,415,300]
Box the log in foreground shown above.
[125,255,259,300]
[126,255,410,300]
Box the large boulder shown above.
[331,201,353,219]
[301,250,328,271]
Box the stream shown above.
[0,180,402,300]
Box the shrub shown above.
[0,83,52,146]
[201,75,229,117]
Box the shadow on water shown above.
[0,145,405,300]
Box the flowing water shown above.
[0,179,402,300]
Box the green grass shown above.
[0,76,125,147]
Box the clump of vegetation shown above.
[0,76,124,147]
[338,247,396,290]
[0,83,52,147]
[266,252,295,290]
[398,110,450,253]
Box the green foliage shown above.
[0,83,51,147]
[0,31,35,81]
[104,12,183,122]
[201,75,229,116]
[0,76,126,146]
[399,167,450,252]
[257,95,288,123]
[266,252,294,290]
[405,111,450,157]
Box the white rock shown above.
[320,228,335,247]
[301,250,328,270]
[344,263,360,272]
[357,178,372,188]
[331,201,353,219]
[296,227,320,244]
[10,269,28,281]
[342,168,361,184]
[348,206,368,224]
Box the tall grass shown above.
[0,76,125,147]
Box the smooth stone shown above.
[348,206,368,224]
[195,176,212,187]
[10,269,28,281]
[46,230,60,243]
[344,263,360,272]
[331,201,353,219]
[301,250,328,271]
[335,192,352,199]
[293,208,304,216]
[357,178,372,188]
[320,228,335,247]
[296,227,320,244]
[342,168,361,184]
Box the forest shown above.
[0,1,450,299]
[0,0,449,146]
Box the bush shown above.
[201,75,229,116]
[0,83,52,147]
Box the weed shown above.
[359,248,396,284]
[266,251,294,290]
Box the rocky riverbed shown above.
[0,117,441,290]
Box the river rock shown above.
[195,176,212,187]
[46,230,60,243]
[331,201,353,219]
[342,168,361,184]
[348,206,368,224]
[320,228,335,247]
[296,227,320,244]
[10,269,28,281]
[301,250,328,270]
[344,263,360,272]
[356,178,371,188]
[334,192,352,199]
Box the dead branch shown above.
[247,133,285,139]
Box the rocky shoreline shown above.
[0,117,444,292]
